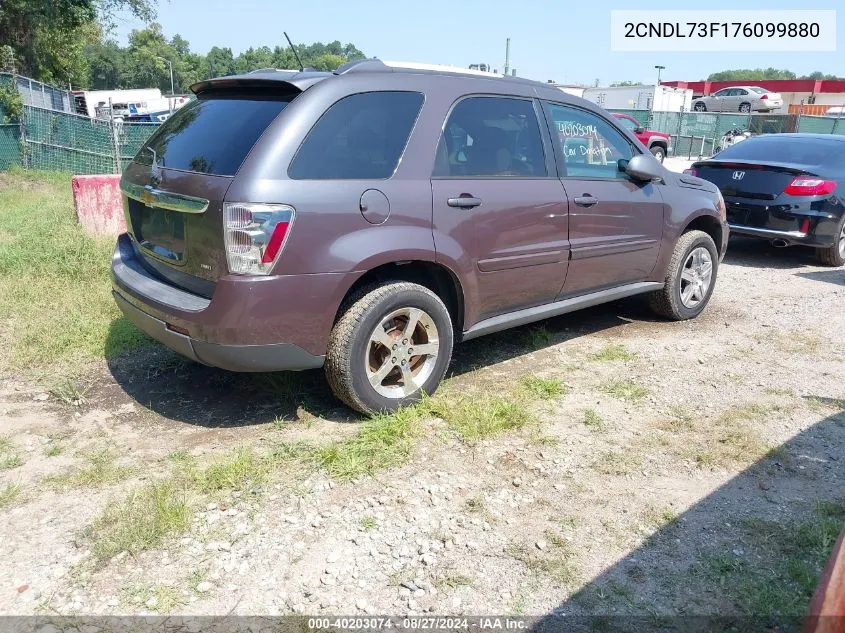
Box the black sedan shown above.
[687,134,845,266]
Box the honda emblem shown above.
[732,171,745,181]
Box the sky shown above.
[112,0,842,86]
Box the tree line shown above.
[706,68,841,81]
[0,0,365,93]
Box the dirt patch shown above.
[1,237,843,619]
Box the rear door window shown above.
[135,91,295,176]
[433,96,547,177]
[288,91,424,180]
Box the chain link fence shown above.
[0,103,160,174]
[608,106,845,159]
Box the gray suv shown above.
[112,59,729,413]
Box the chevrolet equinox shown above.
[112,59,729,413]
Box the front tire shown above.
[649,230,719,320]
[816,217,845,267]
[739,102,751,113]
[650,145,666,162]
[325,282,454,414]
[694,102,707,112]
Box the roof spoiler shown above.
[190,71,330,95]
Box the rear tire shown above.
[816,217,845,267]
[325,282,454,414]
[649,230,719,321]
[694,102,707,112]
[650,145,666,162]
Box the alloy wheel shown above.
[365,307,440,399]
[679,247,713,308]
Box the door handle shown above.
[447,196,482,209]
[574,195,598,207]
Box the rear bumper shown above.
[111,233,357,371]
[114,292,324,371]
[726,200,844,248]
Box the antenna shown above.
[284,32,305,72]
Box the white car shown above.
[693,86,783,113]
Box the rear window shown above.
[714,136,843,168]
[288,91,424,180]
[135,91,294,176]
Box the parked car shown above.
[693,86,783,113]
[687,134,844,266]
[112,60,728,413]
[611,113,672,162]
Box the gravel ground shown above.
[1,202,843,620]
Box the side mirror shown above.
[623,154,664,182]
[633,126,645,134]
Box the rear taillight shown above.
[783,177,837,197]
[683,168,698,176]
[759,94,768,100]
[223,203,294,275]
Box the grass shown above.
[525,326,553,349]
[0,436,22,470]
[85,480,192,562]
[601,379,649,402]
[426,392,531,441]
[49,380,91,407]
[0,483,22,509]
[691,403,780,467]
[122,582,186,612]
[507,535,579,585]
[692,501,845,618]
[520,375,565,400]
[48,450,136,488]
[591,449,641,476]
[314,406,423,479]
[434,573,474,589]
[182,447,271,493]
[0,170,147,375]
[44,443,63,457]
[360,516,377,530]
[590,344,637,362]
[583,408,605,432]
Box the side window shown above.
[616,116,638,131]
[433,96,547,177]
[735,88,748,96]
[543,102,634,179]
[288,91,423,180]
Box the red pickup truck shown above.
[612,113,672,163]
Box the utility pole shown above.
[504,38,510,77]
[655,65,665,86]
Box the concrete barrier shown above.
[71,175,126,236]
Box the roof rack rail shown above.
[334,59,389,75]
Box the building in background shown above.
[581,84,692,112]
[661,79,845,115]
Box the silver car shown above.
[693,86,783,113]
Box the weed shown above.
[520,375,565,400]
[601,379,649,402]
[434,573,474,589]
[44,443,63,457]
[360,516,377,530]
[85,480,192,562]
[591,450,640,476]
[48,450,135,488]
[122,583,185,612]
[0,483,22,509]
[429,393,531,441]
[315,407,422,479]
[49,380,90,407]
[525,326,553,349]
[583,408,605,431]
[590,344,636,362]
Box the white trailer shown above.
[582,84,693,112]
[72,88,163,118]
